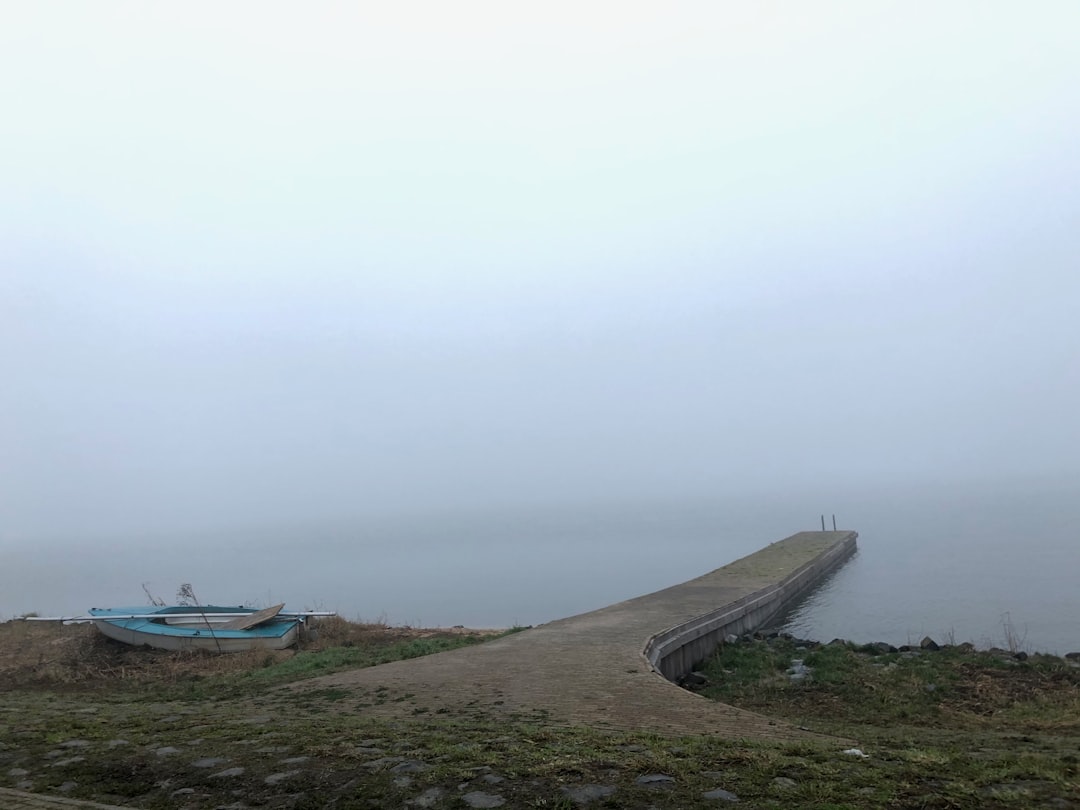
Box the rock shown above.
[920,636,940,651]
[461,791,506,808]
[978,781,1049,797]
[107,739,130,748]
[562,784,617,804]
[394,776,414,788]
[408,787,445,807]
[211,767,246,778]
[635,774,675,787]
[772,776,797,789]
[842,748,869,758]
[280,756,310,764]
[1045,799,1075,809]
[187,738,205,746]
[264,770,300,785]
[787,659,811,682]
[702,787,739,801]
[57,781,78,793]
[481,774,505,784]
[683,671,708,687]
[724,634,739,644]
[15,781,34,790]
[352,746,385,755]
[171,788,196,797]
[872,642,898,654]
[1065,652,1080,661]
[827,638,847,646]
[8,768,29,777]
[192,757,230,768]
[50,757,86,768]
[1014,651,1029,661]
[390,760,430,774]
[155,746,181,757]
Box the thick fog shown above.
[2,3,1079,550]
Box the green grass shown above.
[692,635,1080,807]
[698,636,1080,733]
[2,631,1079,808]
[186,633,494,695]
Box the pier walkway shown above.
[290,531,857,741]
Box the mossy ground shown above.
[1,622,1078,808]
[695,636,1080,807]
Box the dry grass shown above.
[0,616,501,690]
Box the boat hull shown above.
[92,620,299,652]
[88,606,300,652]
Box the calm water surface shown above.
[6,477,1078,653]
[778,478,1080,653]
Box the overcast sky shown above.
[2,3,1079,542]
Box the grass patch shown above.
[0,616,503,693]
[692,635,1080,807]
[178,632,498,698]
[698,636,1080,733]
[3,622,1079,808]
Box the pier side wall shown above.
[645,531,858,681]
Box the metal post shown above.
[832,514,837,531]
[821,514,826,531]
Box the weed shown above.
[1001,612,1029,654]
[4,625,1080,808]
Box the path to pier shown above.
[289,531,856,742]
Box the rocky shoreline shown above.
[679,630,1080,691]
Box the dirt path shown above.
[290,531,856,741]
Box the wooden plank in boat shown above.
[217,604,286,630]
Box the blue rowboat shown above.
[87,604,301,652]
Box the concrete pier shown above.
[291,530,858,740]
[646,530,858,680]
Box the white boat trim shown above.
[24,610,336,623]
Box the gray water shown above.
[4,476,1078,653]
[777,477,1080,654]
